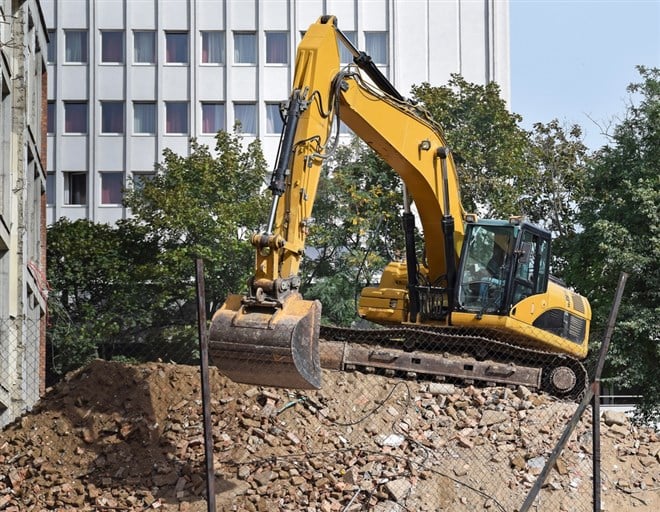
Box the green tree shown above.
[47,131,268,377]
[524,121,589,237]
[523,121,590,276]
[411,75,533,218]
[47,219,157,377]
[123,132,268,318]
[302,139,406,325]
[564,66,659,423]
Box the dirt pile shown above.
[0,360,658,511]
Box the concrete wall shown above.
[0,0,48,428]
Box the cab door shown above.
[511,226,551,305]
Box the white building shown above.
[42,0,509,225]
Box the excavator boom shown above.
[208,16,591,397]
[208,17,341,389]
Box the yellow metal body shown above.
[209,16,591,390]
[253,20,341,283]
[359,276,591,359]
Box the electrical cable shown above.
[317,380,413,427]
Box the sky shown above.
[510,0,660,150]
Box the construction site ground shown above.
[0,359,658,511]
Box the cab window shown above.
[512,230,549,303]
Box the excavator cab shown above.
[456,219,551,316]
[456,222,515,315]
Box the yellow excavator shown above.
[208,16,591,398]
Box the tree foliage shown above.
[47,132,268,378]
[523,121,591,276]
[524,121,589,237]
[123,132,268,315]
[411,75,533,218]
[302,139,405,325]
[47,219,158,377]
[563,66,659,422]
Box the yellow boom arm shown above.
[255,15,464,293]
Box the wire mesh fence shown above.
[202,323,599,512]
[1,280,656,511]
[0,317,43,430]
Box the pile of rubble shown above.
[0,360,658,511]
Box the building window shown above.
[64,172,87,205]
[266,31,288,64]
[266,103,283,133]
[233,32,256,64]
[365,32,388,65]
[47,101,55,133]
[234,103,256,134]
[46,173,55,205]
[166,101,188,134]
[201,31,225,64]
[64,101,87,133]
[101,172,124,205]
[165,32,189,64]
[134,101,156,134]
[101,101,124,134]
[47,30,56,63]
[201,102,225,134]
[131,172,155,193]
[339,31,356,64]
[101,30,124,63]
[134,30,156,63]
[64,30,88,63]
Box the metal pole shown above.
[519,384,596,512]
[592,380,601,512]
[592,273,628,380]
[520,272,628,512]
[195,258,216,511]
[591,272,627,512]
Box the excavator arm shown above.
[252,16,464,294]
[209,16,466,389]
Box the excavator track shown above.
[318,326,588,401]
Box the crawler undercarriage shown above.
[317,326,587,400]
[209,323,588,401]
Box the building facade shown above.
[42,0,509,224]
[0,0,48,427]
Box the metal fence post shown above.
[520,272,628,512]
[195,258,216,511]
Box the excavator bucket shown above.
[208,294,322,389]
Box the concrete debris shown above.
[0,359,657,511]
[603,410,629,427]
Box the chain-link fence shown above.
[0,317,43,429]
[1,276,655,511]
[200,323,599,512]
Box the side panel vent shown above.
[572,293,585,314]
